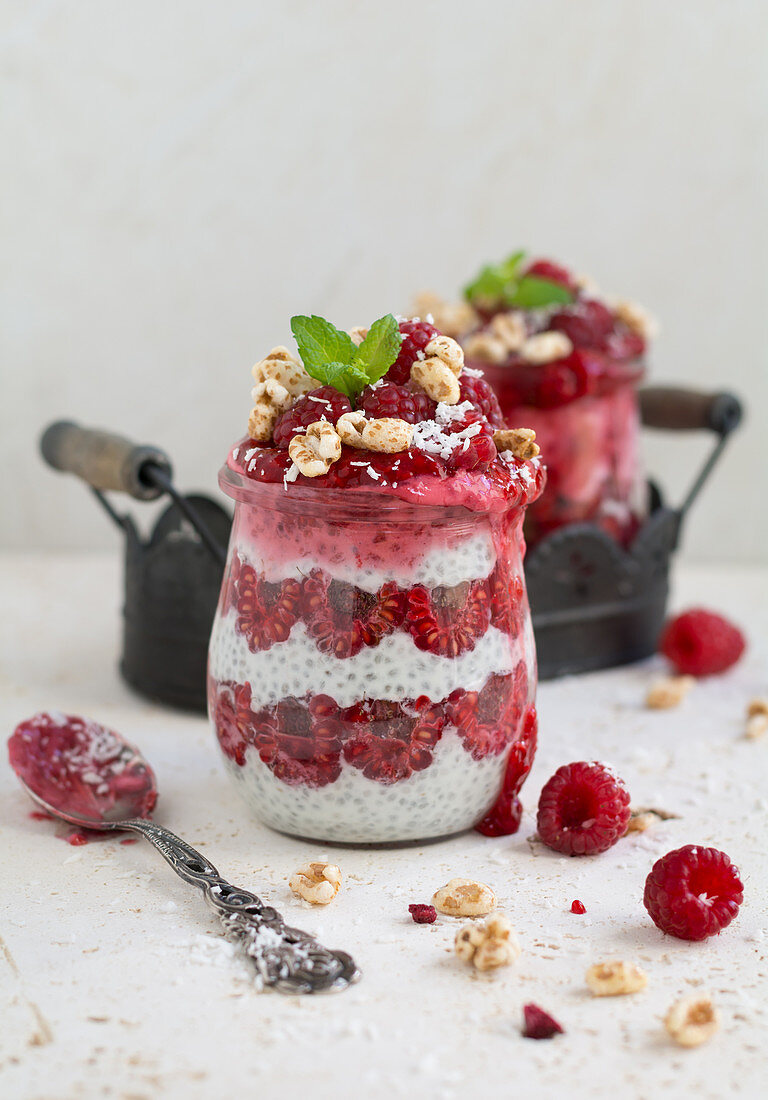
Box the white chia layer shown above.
[236,529,497,594]
[221,729,507,843]
[209,615,520,710]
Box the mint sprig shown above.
[463,250,574,311]
[290,313,404,402]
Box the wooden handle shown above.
[639,387,742,435]
[40,421,172,500]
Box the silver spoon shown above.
[9,712,360,994]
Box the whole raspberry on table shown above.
[408,904,437,924]
[658,608,746,676]
[385,319,439,385]
[643,845,743,941]
[358,381,436,424]
[272,387,352,448]
[522,1003,564,1040]
[536,761,631,856]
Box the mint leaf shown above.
[463,251,527,307]
[290,315,357,374]
[498,250,527,281]
[504,276,573,309]
[353,314,403,385]
[306,360,368,401]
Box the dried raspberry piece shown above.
[536,761,631,856]
[643,845,743,941]
[302,573,406,659]
[659,609,746,677]
[549,299,615,349]
[408,904,437,924]
[212,680,255,766]
[474,704,537,835]
[458,375,505,428]
[522,1003,564,1040]
[571,899,586,914]
[385,319,439,384]
[232,557,302,652]
[524,258,577,293]
[272,386,352,448]
[406,580,491,658]
[358,381,436,424]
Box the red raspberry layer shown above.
[301,572,407,659]
[272,387,352,449]
[385,319,440,385]
[659,609,746,676]
[405,579,491,658]
[229,555,302,653]
[643,845,743,941]
[536,761,631,855]
[448,663,529,761]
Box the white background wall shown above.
[2,0,766,561]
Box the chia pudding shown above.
[208,313,545,842]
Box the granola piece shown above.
[493,428,540,460]
[488,310,526,353]
[289,861,342,905]
[247,379,294,443]
[585,960,648,997]
[348,326,368,346]
[432,877,496,917]
[462,330,509,365]
[613,299,659,341]
[288,421,342,477]
[520,331,573,364]
[251,346,315,396]
[336,411,412,453]
[665,993,719,1047]
[410,357,461,404]
[412,292,478,339]
[646,675,696,710]
[455,913,521,971]
[424,335,465,376]
[745,697,768,740]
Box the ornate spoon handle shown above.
[120,818,360,994]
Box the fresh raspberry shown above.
[549,299,615,349]
[406,580,491,658]
[386,319,439,384]
[570,899,586,914]
[643,845,743,941]
[272,386,351,448]
[458,375,505,428]
[658,609,746,677]
[536,761,631,856]
[438,408,498,474]
[231,556,302,652]
[474,704,537,833]
[212,679,254,766]
[524,258,577,293]
[301,573,407,659]
[358,381,436,424]
[408,904,437,924]
[522,1003,564,1040]
[322,447,443,488]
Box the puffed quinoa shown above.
[586,960,648,997]
[455,914,521,971]
[493,428,540,459]
[462,331,509,365]
[248,378,294,443]
[521,331,573,364]
[575,272,600,296]
[488,310,527,353]
[288,861,342,905]
[665,994,720,1047]
[412,292,478,339]
[251,346,315,397]
[613,299,659,341]
[411,357,461,404]
[625,811,657,834]
[288,421,342,477]
[336,411,413,453]
[646,675,696,710]
[432,878,496,917]
[348,326,368,346]
[424,335,465,376]
[745,697,768,740]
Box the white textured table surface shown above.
[1,552,766,1100]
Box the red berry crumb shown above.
[536,761,631,856]
[659,608,746,677]
[272,387,352,448]
[522,1003,564,1040]
[643,844,743,941]
[570,899,586,914]
[408,903,437,924]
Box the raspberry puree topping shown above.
[8,712,157,822]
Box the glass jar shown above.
[479,354,646,547]
[207,464,542,843]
